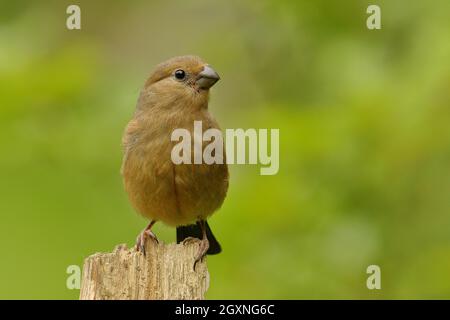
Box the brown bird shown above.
[121,56,229,268]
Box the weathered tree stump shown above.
[79,239,209,300]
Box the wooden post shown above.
[79,239,209,300]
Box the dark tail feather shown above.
[176,221,222,255]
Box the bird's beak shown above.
[196,65,220,89]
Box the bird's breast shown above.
[122,110,228,226]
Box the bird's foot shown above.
[135,229,159,256]
[181,237,198,245]
[193,238,209,271]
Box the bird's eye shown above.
[174,69,186,80]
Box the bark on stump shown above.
[79,239,209,300]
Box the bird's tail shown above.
[176,221,222,255]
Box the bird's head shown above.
[142,56,220,110]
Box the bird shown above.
[121,55,229,268]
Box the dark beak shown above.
[196,65,220,89]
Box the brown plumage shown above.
[121,56,229,267]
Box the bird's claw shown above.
[193,238,209,271]
[135,229,159,256]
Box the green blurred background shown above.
[1,0,449,299]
